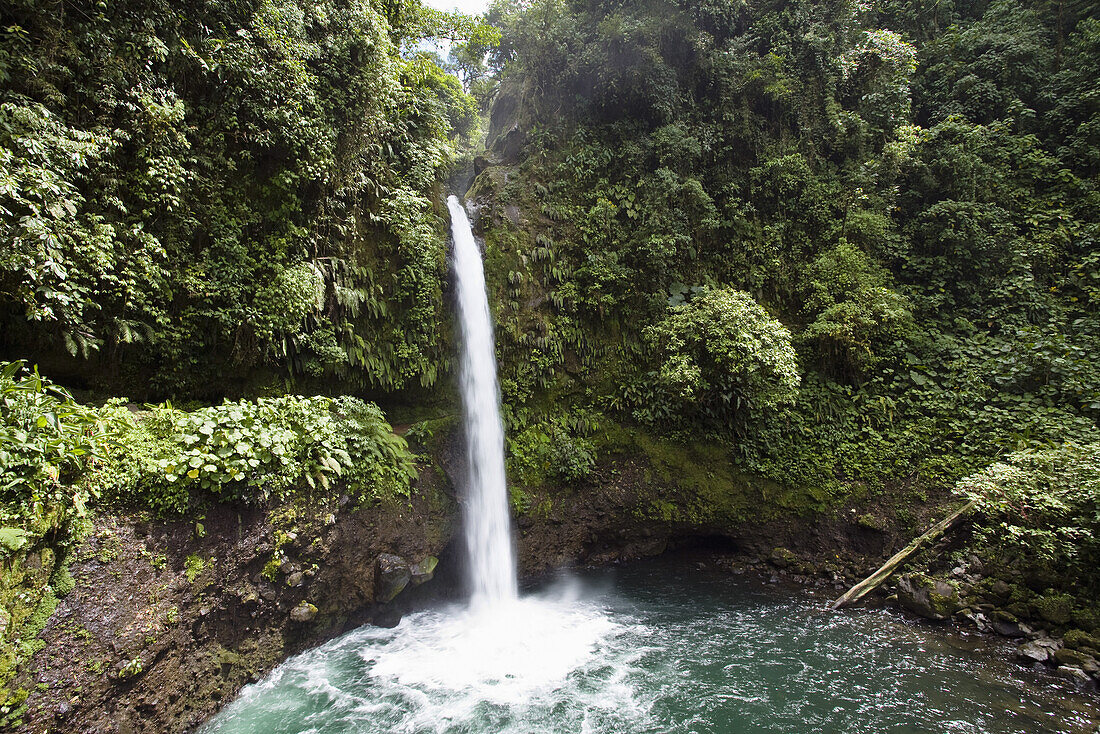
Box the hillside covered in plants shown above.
[470,0,1100,601]
[2,0,1100,729]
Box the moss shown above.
[927,589,960,619]
[261,558,281,583]
[0,539,69,718]
[23,589,59,648]
[769,547,798,569]
[1063,629,1100,651]
[1071,606,1100,635]
[215,647,243,670]
[599,424,830,525]
[51,564,76,598]
[0,686,29,729]
[184,554,207,583]
[856,512,886,531]
[1032,594,1075,626]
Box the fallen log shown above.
[830,500,977,610]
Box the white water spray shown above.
[449,195,518,607]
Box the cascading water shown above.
[448,195,519,607]
[200,199,1100,734]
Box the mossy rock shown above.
[50,565,75,598]
[769,547,798,569]
[410,556,438,586]
[1063,629,1100,651]
[1053,647,1095,668]
[289,602,318,624]
[897,573,961,621]
[856,513,886,531]
[1071,607,1100,635]
[1032,594,1075,626]
[598,425,813,525]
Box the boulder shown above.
[289,601,318,623]
[1034,636,1063,651]
[257,580,277,602]
[1032,594,1074,626]
[1055,666,1092,687]
[410,556,439,587]
[992,619,1026,638]
[769,547,797,570]
[957,609,991,632]
[1016,640,1053,665]
[1054,647,1095,668]
[988,579,1011,603]
[897,574,961,621]
[1063,629,1100,651]
[375,554,411,602]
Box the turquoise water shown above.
[202,558,1098,733]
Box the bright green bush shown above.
[956,443,1100,587]
[644,288,800,426]
[0,362,115,544]
[101,396,416,516]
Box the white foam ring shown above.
[204,586,656,734]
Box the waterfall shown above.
[448,195,519,607]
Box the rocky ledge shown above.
[14,473,456,733]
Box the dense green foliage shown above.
[99,395,416,516]
[0,362,113,552]
[0,0,485,396]
[644,288,799,428]
[2,0,1100,688]
[957,443,1100,592]
[1,360,415,530]
[470,0,1100,508]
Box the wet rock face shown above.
[897,573,961,621]
[289,602,318,624]
[375,555,412,603]
[410,557,439,587]
[17,473,457,734]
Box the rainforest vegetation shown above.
[2,0,1100,723]
[465,0,1100,608]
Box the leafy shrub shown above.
[508,411,600,485]
[0,362,115,542]
[956,443,1100,587]
[644,288,800,426]
[101,396,417,516]
[800,242,912,380]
